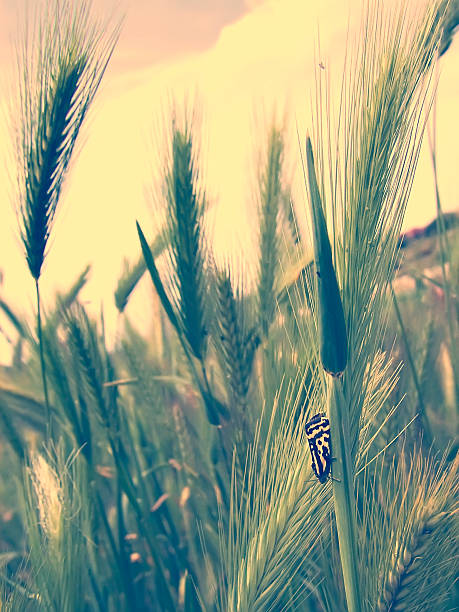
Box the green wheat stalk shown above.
[258,124,284,338]
[139,108,230,426]
[214,266,259,431]
[13,0,120,434]
[299,4,450,610]
[304,135,357,610]
[164,112,208,361]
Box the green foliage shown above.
[0,0,457,610]
[0,397,26,461]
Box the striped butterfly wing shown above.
[305,413,331,484]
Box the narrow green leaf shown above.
[0,299,27,338]
[201,388,230,425]
[138,221,225,426]
[184,570,202,612]
[115,232,167,312]
[305,136,348,377]
[136,221,181,334]
[0,398,25,461]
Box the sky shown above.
[0,0,457,362]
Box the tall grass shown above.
[303,3,451,609]
[13,0,120,432]
[225,1,457,611]
[0,0,457,610]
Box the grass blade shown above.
[137,221,181,334]
[304,136,347,378]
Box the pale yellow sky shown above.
[0,0,457,362]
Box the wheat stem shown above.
[303,133,359,610]
[329,378,361,612]
[35,278,51,438]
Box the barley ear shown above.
[214,267,258,421]
[165,117,209,361]
[14,0,120,435]
[378,512,456,611]
[42,323,92,462]
[63,304,111,431]
[23,444,92,610]
[258,125,284,337]
[15,0,120,281]
[366,451,459,612]
[437,0,459,56]
[224,384,333,611]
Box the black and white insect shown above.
[305,413,332,484]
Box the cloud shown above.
[98,0,248,71]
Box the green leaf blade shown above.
[305,136,348,378]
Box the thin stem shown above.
[201,360,234,477]
[35,278,51,438]
[329,377,361,612]
[110,441,176,611]
[116,481,138,612]
[87,564,106,612]
[93,487,139,610]
[390,284,433,446]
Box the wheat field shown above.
[0,0,457,610]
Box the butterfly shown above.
[305,413,332,484]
